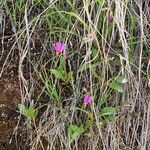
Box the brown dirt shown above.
[0,44,28,149]
[0,74,20,149]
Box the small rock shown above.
[0,104,5,108]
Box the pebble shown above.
[0,104,5,108]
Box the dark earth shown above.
[0,27,26,150]
[0,56,30,150]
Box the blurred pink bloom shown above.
[53,42,65,54]
[83,95,92,107]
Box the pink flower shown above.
[53,42,65,54]
[83,95,92,107]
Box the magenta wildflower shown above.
[53,42,65,54]
[83,95,92,107]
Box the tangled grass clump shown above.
[0,0,150,149]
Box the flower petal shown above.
[83,95,92,105]
[53,42,65,53]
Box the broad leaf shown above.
[67,124,84,142]
[108,81,124,93]
[67,71,73,81]
[18,104,38,119]
[26,106,38,119]
[51,69,65,81]
[115,76,128,84]
[18,104,26,114]
[100,107,116,116]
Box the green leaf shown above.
[18,104,38,119]
[100,107,116,116]
[26,106,38,119]
[92,48,99,63]
[58,58,66,71]
[50,85,60,101]
[51,69,65,81]
[96,0,103,5]
[67,124,84,142]
[108,81,124,93]
[99,93,109,106]
[115,76,128,84]
[67,12,88,28]
[18,104,26,114]
[67,71,73,81]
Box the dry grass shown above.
[0,0,150,149]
